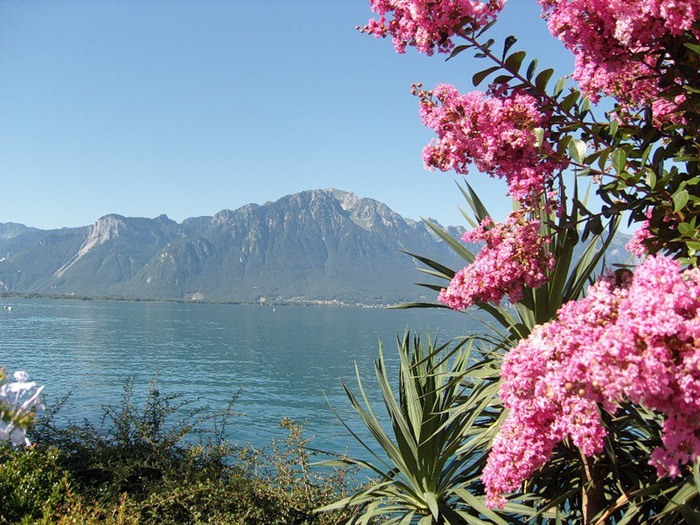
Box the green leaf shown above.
[418,220,475,264]
[557,135,573,156]
[597,149,610,171]
[553,77,567,97]
[462,183,490,222]
[533,127,545,148]
[492,74,513,84]
[472,66,500,87]
[684,42,700,55]
[504,50,526,74]
[560,91,580,111]
[526,58,538,80]
[457,491,511,524]
[567,138,588,163]
[412,256,451,276]
[645,169,657,189]
[678,222,694,236]
[640,143,653,166]
[612,148,627,174]
[581,97,591,112]
[501,35,517,60]
[475,19,497,37]
[587,215,603,236]
[424,492,440,520]
[535,68,554,92]
[447,44,471,62]
[673,189,689,212]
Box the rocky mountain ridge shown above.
[0,189,466,305]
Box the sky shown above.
[0,0,574,230]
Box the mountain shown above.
[0,189,468,305]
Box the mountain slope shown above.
[0,190,465,304]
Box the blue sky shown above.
[0,1,573,230]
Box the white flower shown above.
[0,423,29,447]
[12,371,29,382]
[0,369,44,447]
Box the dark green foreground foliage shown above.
[0,378,358,524]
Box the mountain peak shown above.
[0,189,472,304]
[53,215,125,278]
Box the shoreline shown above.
[0,291,407,309]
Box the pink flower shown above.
[360,0,505,55]
[537,0,700,121]
[438,214,554,309]
[483,256,700,507]
[626,210,653,257]
[417,85,564,205]
[626,209,678,258]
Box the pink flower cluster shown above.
[626,210,654,258]
[360,0,505,55]
[483,256,700,508]
[626,209,677,258]
[537,0,700,119]
[418,84,562,205]
[438,214,554,310]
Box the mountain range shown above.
[0,189,470,305]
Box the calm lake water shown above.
[1,299,478,456]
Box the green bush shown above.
[20,376,358,524]
[0,446,73,524]
[230,418,359,524]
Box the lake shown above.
[0,298,479,457]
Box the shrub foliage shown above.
[0,377,358,524]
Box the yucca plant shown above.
[319,184,626,524]
[325,182,699,523]
[396,186,699,523]
[319,332,545,524]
